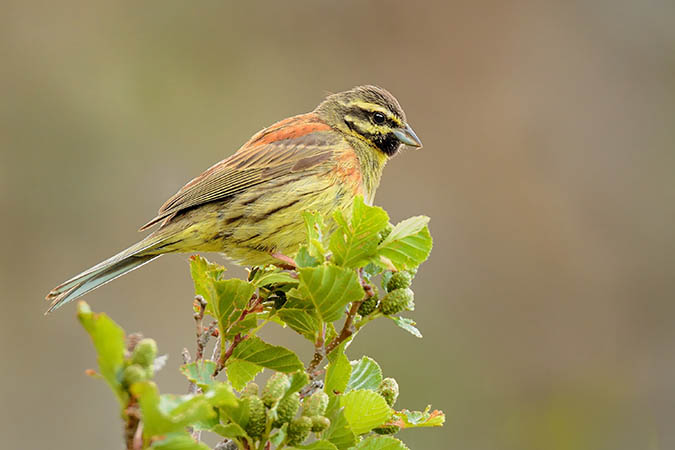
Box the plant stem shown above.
[307,322,326,376]
[212,293,261,377]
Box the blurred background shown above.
[2,1,674,449]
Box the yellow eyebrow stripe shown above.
[337,100,403,126]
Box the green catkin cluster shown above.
[374,424,400,435]
[241,382,259,397]
[379,288,415,315]
[372,378,401,435]
[121,364,146,387]
[274,392,300,427]
[262,373,290,408]
[358,295,378,316]
[378,377,399,407]
[310,415,331,432]
[122,338,158,386]
[298,390,331,437]
[378,223,394,244]
[386,271,413,292]
[287,416,312,446]
[302,391,329,416]
[131,338,157,368]
[243,395,267,438]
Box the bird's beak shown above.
[393,123,423,148]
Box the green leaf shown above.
[132,382,212,437]
[303,211,327,261]
[277,308,321,341]
[149,432,211,450]
[297,265,364,322]
[323,397,357,449]
[189,255,225,299]
[251,268,298,288]
[212,422,247,439]
[230,336,304,372]
[362,262,383,281]
[389,316,423,338]
[226,336,303,388]
[353,435,409,450]
[206,278,256,340]
[226,314,258,338]
[340,390,393,435]
[330,196,389,268]
[296,246,320,267]
[180,361,216,389]
[392,406,445,429]
[290,440,339,450]
[270,425,287,446]
[76,302,127,406]
[132,381,237,438]
[225,359,263,391]
[346,357,382,392]
[325,347,351,395]
[286,371,310,397]
[377,217,432,270]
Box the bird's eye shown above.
[372,112,386,125]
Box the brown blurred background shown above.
[2,1,675,449]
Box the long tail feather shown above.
[45,241,163,314]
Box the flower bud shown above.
[122,364,146,387]
[357,296,378,316]
[262,373,290,408]
[378,377,399,407]
[386,271,412,292]
[241,382,259,397]
[131,338,157,369]
[243,395,266,438]
[274,392,300,427]
[379,288,414,315]
[302,391,329,417]
[378,224,394,244]
[287,416,312,446]
[310,415,331,432]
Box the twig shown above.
[132,421,143,450]
[325,300,361,355]
[182,348,192,365]
[196,321,218,361]
[214,333,246,376]
[124,399,141,450]
[213,293,263,376]
[193,296,207,359]
[211,335,221,362]
[307,323,326,378]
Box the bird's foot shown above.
[271,252,297,270]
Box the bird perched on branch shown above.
[46,85,422,313]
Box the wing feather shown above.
[140,113,340,230]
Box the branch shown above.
[213,294,262,377]
[307,322,326,378]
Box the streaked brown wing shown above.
[140,113,340,230]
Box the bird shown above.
[46,85,422,313]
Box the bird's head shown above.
[315,85,422,157]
